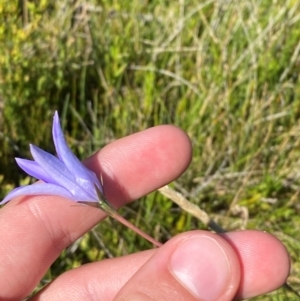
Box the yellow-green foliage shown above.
[1,0,300,299]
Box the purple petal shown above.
[52,111,103,192]
[30,144,98,202]
[0,183,76,205]
[16,158,53,183]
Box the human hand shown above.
[0,126,290,301]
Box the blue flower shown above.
[1,111,105,205]
[0,111,161,247]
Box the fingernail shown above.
[170,236,231,301]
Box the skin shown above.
[0,125,290,301]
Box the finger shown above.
[112,231,240,301]
[32,231,241,301]
[29,230,290,301]
[30,250,154,301]
[220,230,290,299]
[0,125,192,301]
[85,125,192,206]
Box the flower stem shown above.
[100,201,162,248]
[94,184,162,247]
[110,210,162,247]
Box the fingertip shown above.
[221,230,290,299]
[114,230,241,301]
[85,125,192,204]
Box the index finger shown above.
[0,125,192,301]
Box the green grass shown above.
[1,0,300,299]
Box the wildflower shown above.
[1,112,105,205]
[1,111,161,247]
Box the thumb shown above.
[113,231,241,301]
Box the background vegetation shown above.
[0,0,300,299]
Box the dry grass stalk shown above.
[158,185,225,233]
